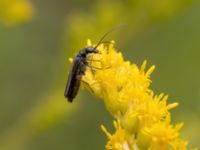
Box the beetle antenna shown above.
[93,24,125,50]
[93,30,113,50]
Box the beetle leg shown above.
[86,63,111,70]
[81,79,94,94]
[87,59,101,62]
[87,64,103,70]
[86,54,102,62]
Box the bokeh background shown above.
[0,0,199,149]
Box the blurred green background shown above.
[0,0,199,149]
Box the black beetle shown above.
[64,31,112,102]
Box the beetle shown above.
[64,31,112,102]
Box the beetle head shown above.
[85,46,99,54]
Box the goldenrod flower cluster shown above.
[0,0,34,26]
[82,40,194,150]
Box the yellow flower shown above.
[83,40,155,117]
[81,39,196,150]
[138,120,185,150]
[101,120,136,150]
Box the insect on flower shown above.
[64,31,113,102]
